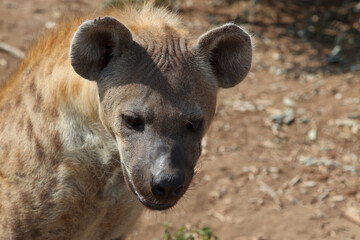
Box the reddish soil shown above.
[1,1,359,239]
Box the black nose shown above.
[150,171,185,201]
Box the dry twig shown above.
[0,42,24,59]
[259,181,283,209]
[344,207,360,226]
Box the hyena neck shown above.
[42,58,115,152]
[1,47,101,126]
[46,59,101,123]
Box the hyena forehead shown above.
[133,26,192,66]
[129,28,217,92]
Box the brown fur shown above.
[0,3,252,240]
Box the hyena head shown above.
[70,16,252,210]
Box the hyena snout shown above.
[147,141,193,204]
[150,169,185,201]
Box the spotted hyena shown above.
[0,3,252,240]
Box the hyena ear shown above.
[194,23,253,88]
[70,16,133,81]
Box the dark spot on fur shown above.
[14,219,21,229]
[0,102,11,114]
[15,172,26,179]
[51,132,62,151]
[48,228,62,235]
[1,219,9,231]
[48,177,57,189]
[96,189,104,200]
[45,201,56,210]
[17,117,24,131]
[2,143,10,157]
[60,214,75,230]
[26,119,33,141]
[39,178,56,201]
[31,229,41,238]
[33,92,43,112]
[29,80,36,94]
[24,215,33,225]
[34,138,45,159]
[20,192,32,205]
[15,94,22,107]
[49,107,59,120]
[39,191,49,201]
[15,156,24,174]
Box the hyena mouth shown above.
[122,166,176,211]
[128,178,176,211]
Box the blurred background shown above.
[0,0,359,239]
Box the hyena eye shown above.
[122,114,144,131]
[186,120,203,132]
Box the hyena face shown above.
[70,17,252,210]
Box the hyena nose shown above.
[150,171,185,201]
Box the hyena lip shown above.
[128,178,176,211]
[122,167,176,211]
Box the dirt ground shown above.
[1,0,359,239]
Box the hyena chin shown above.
[0,3,252,240]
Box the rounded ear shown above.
[70,16,133,81]
[194,24,253,88]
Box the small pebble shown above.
[45,21,57,29]
[223,198,232,205]
[297,118,310,124]
[218,146,225,153]
[335,93,343,100]
[290,176,301,186]
[308,129,317,141]
[270,66,286,76]
[314,210,327,219]
[301,181,317,188]
[286,195,298,205]
[283,97,296,107]
[242,166,258,174]
[297,108,306,115]
[329,202,336,208]
[348,112,360,119]
[330,195,345,202]
[271,173,279,179]
[343,165,358,173]
[283,109,295,125]
[318,192,329,201]
[300,188,308,194]
[248,198,264,206]
[272,52,282,61]
[343,153,358,163]
[53,10,62,19]
[269,167,281,173]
